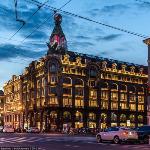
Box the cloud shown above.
[89,4,129,17]
[135,1,150,9]
[96,34,122,41]
[115,48,128,52]
[74,35,91,40]
[0,44,45,60]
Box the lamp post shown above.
[143,38,150,125]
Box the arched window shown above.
[129,114,135,122]
[120,84,127,92]
[89,112,96,120]
[120,114,126,122]
[63,77,72,85]
[89,66,97,78]
[63,111,71,119]
[101,113,107,122]
[75,111,83,121]
[111,113,117,122]
[50,111,57,119]
[138,115,143,122]
[50,64,57,72]
[75,78,84,86]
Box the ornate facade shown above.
[3,75,23,129]
[0,90,4,126]
[3,14,148,131]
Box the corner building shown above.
[8,14,149,131]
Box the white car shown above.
[26,127,40,133]
[3,126,15,133]
[96,127,138,144]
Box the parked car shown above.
[134,125,150,144]
[26,127,40,133]
[96,127,138,144]
[0,126,3,132]
[3,126,15,133]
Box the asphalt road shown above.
[0,133,149,150]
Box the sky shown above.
[0,0,150,90]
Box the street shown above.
[0,133,150,150]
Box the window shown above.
[130,104,136,111]
[101,101,108,109]
[50,64,57,72]
[63,97,72,107]
[111,92,118,101]
[138,96,144,103]
[111,102,118,110]
[75,99,84,107]
[89,113,96,120]
[101,90,108,99]
[120,114,126,122]
[120,93,127,101]
[49,87,57,95]
[138,104,144,111]
[129,94,136,102]
[90,90,97,98]
[63,88,72,95]
[90,69,97,77]
[111,113,117,122]
[89,80,95,87]
[50,76,58,83]
[89,99,97,107]
[75,88,84,96]
[63,77,72,85]
[49,97,58,105]
[120,102,127,109]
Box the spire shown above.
[47,13,67,54]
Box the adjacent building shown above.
[3,13,148,131]
[0,90,5,126]
[3,75,23,129]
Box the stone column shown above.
[143,38,150,125]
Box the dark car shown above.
[134,125,150,144]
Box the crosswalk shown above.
[0,136,149,150]
[0,136,94,144]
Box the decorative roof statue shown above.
[47,13,67,55]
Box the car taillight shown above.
[123,131,128,135]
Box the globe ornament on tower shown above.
[54,13,62,25]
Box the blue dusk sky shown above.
[0,0,150,90]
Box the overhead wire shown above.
[1,0,73,65]
[9,0,49,40]
[24,0,149,39]
[135,0,150,4]
[21,0,73,43]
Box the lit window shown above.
[75,99,84,107]
[111,102,118,110]
[90,90,97,98]
[63,98,72,107]
[49,97,58,105]
[89,99,97,107]
[130,104,136,111]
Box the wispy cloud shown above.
[96,34,122,41]
[89,4,129,17]
[0,44,45,60]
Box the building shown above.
[3,75,23,129]
[4,13,148,131]
[0,90,5,126]
[143,38,150,125]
